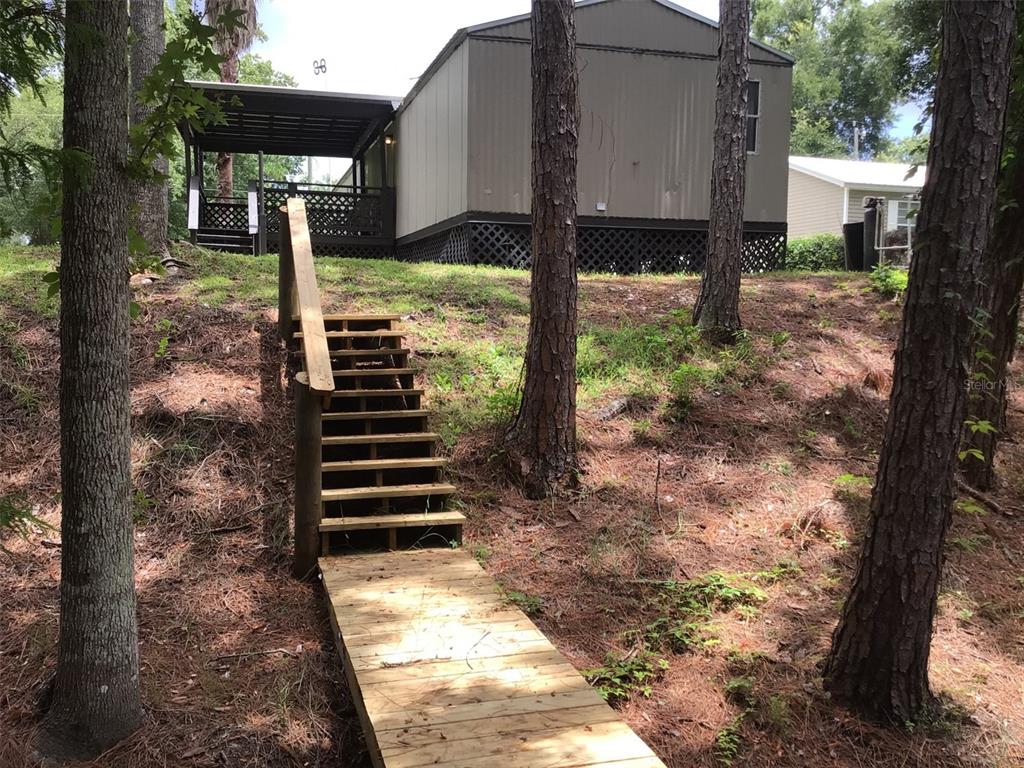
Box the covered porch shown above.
[179,81,399,257]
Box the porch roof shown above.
[180,81,400,158]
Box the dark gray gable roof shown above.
[398,0,793,116]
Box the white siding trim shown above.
[842,187,850,225]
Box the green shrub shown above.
[668,363,713,411]
[785,234,845,271]
[869,264,909,299]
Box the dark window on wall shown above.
[746,80,760,153]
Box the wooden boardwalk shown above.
[321,548,667,768]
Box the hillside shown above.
[1,244,1021,768]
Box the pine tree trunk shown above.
[216,56,238,198]
[692,0,749,343]
[962,31,1024,492]
[37,1,143,759]
[506,0,579,500]
[823,0,1015,725]
[130,0,169,257]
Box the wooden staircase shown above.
[292,314,463,553]
[277,197,667,768]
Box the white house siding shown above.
[394,41,469,238]
[786,170,844,237]
[846,187,910,229]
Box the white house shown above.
[787,156,926,239]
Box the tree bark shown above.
[216,57,237,198]
[37,0,143,759]
[692,0,750,343]
[130,0,169,257]
[823,0,1015,725]
[962,25,1024,491]
[506,0,579,500]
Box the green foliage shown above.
[635,571,780,656]
[752,0,935,156]
[154,318,174,360]
[502,589,542,616]
[784,234,845,271]
[668,362,714,412]
[714,714,745,766]
[954,497,986,517]
[0,1,63,222]
[949,534,990,554]
[869,264,909,299]
[127,10,240,180]
[583,651,669,705]
[833,473,872,509]
[0,491,53,555]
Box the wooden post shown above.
[278,206,294,341]
[257,151,267,255]
[294,373,322,579]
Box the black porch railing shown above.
[191,178,396,257]
[262,182,392,241]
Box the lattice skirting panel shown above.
[397,222,787,274]
[267,237,394,260]
[396,225,472,265]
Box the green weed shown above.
[0,492,53,555]
[502,589,542,616]
[583,650,669,705]
[869,264,909,300]
[714,714,745,766]
[949,533,990,554]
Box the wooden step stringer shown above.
[291,313,462,555]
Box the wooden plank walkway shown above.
[320,548,667,768]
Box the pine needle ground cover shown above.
[1,244,1021,768]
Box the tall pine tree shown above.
[962,13,1024,492]
[38,0,143,756]
[693,0,750,343]
[506,0,580,500]
[823,0,1016,724]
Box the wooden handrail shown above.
[279,198,334,394]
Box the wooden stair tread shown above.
[321,483,458,502]
[322,432,438,445]
[322,457,447,471]
[327,388,423,398]
[299,313,402,321]
[296,348,411,357]
[322,409,429,421]
[295,330,404,339]
[319,510,464,531]
[333,368,420,377]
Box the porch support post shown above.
[185,135,195,244]
[257,150,267,255]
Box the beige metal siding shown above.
[787,170,844,237]
[467,38,790,222]
[482,0,790,64]
[395,41,468,237]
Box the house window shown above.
[746,80,760,153]
[896,198,919,229]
